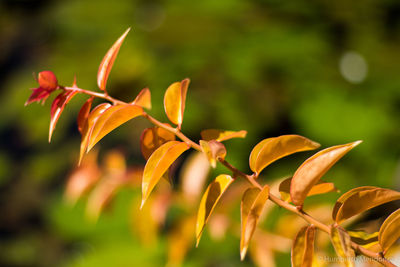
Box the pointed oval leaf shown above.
[249,135,320,176]
[132,87,151,109]
[379,208,400,253]
[196,174,234,246]
[290,141,362,207]
[140,126,176,160]
[77,97,94,134]
[38,70,58,90]
[332,186,376,221]
[200,129,247,142]
[141,141,190,208]
[330,225,355,267]
[49,90,78,142]
[240,185,270,260]
[87,104,144,152]
[163,78,189,127]
[199,140,227,168]
[335,187,400,224]
[97,28,130,91]
[291,226,316,267]
[79,103,112,164]
[279,177,337,202]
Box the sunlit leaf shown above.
[97,28,130,91]
[249,135,320,176]
[348,231,378,248]
[279,177,337,202]
[79,103,111,164]
[290,141,362,207]
[77,97,94,134]
[132,87,151,109]
[291,225,316,267]
[240,185,270,260]
[49,90,78,142]
[334,187,400,224]
[163,78,189,128]
[141,141,190,208]
[140,126,176,160]
[379,208,400,254]
[196,174,234,246]
[199,140,227,168]
[87,104,144,152]
[38,70,58,90]
[330,225,355,267]
[200,129,247,142]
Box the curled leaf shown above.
[140,126,176,160]
[334,187,400,224]
[141,141,190,208]
[290,141,362,207]
[77,97,94,134]
[132,87,151,109]
[38,71,58,90]
[199,140,227,168]
[330,225,355,267]
[249,135,320,176]
[163,78,189,128]
[279,177,337,202]
[49,90,78,142]
[87,104,144,152]
[291,226,316,267]
[379,208,400,254]
[97,28,130,91]
[196,174,234,246]
[240,185,270,260]
[200,129,247,142]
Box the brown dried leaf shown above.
[379,208,400,254]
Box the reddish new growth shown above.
[25,71,59,106]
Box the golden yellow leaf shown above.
[291,226,316,267]
[199,140,227,168]
[79,103,111,164]
[348,230,378,249]
[97,28,130,91]
[330,225,355,267]
[240,185,270,260]
[249,135,320,176]
[334,187,400,224]
[290,141,362,207]
[279,177,337,202]
[140,126,176,160]
[196,174,234,246]
[141,141,190,208]
[87,104,144,152]
[379,208,400,254]
[200,129,247,142]
[132,87,151,109]
[163,79,189,128]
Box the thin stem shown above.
[72,86,397,267]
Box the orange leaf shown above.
[49,90,78,142]
[77,97,94,134]
[334,187,400,224]
[79,103,111,164]
[249,135,320,176]
[291,226,316,267]
[240,185,270,260]
[163,78,189,128]
[87,104,144,152]
[132,87,151,109]
[290,141,362,207]
[140,126,176,160]
[199,140,227,168]
[97,28,130,91]
[279,177,337,202]
[200,129,247,142]
[196,174,234,246]
[379,208,400,254]
[141,141,190,208]
[330,225,355,267]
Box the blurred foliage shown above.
[1,0,400,266]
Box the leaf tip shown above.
[240,249,247,261]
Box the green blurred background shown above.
[1,0,400,266]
